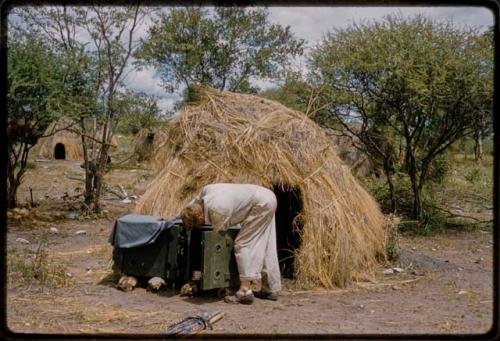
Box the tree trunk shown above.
[7,144,30,209]
[7,176,19,209]
[80,119,94,206]
[407,153,423,221]
[474,130,483,162]
[92,144,109,213]
[91,115,113,214]
[383,161,396,213]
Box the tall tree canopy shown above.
[309,15,493,221]
[135,7,304,93]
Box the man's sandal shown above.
[254,291,279,301]
[224,291,255,304]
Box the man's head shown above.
[180,202,204,229]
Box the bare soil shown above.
[5,160,494,336]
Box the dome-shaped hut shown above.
[36,120,84,160]
[136,87,388,289]
[36,119,119,161]
[132,126,168,164]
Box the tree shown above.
[471,25,494,162]
[135,7,304,93]
[115,91,164,134]
[7,32,66,208]
[309,15,493,221]
[17,3,146,213]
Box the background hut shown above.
[36,120,83,161]
[36,119,119,161]
[132,127,168,164]
[136,87,388,289]
[323,127,379,178]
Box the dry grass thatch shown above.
[136,86,388,289]
[323,128,379,177]
[132,127,168,164]
[36,120,84,161]
[36,120,119,161]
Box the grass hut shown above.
[323,128,378,178]
[36,120,83,161]
[132,127,168,163]
[136,87,388,289]
[36,119,119,161]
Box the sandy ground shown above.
[5,160,495,336]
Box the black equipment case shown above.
[109,214,240,291]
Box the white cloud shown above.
[268,7,494,47]
[126,65,166,96]
[157,95,180,113]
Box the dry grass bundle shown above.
[36,120,84,160]
[132,127,168,164]
[136,86,388,289]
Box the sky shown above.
[9,5,493,114]
[124,6,494,113]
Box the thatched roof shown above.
[36,120,84,160]
[136,87,388,289]
[36,119,119,161]
[132,127,168,164]
[323,128,378,177]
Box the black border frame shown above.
[0,0,498,339]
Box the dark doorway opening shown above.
[54,143,66,160]
[273,185,303,279]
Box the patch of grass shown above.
[7,234,74,288]
[464,167,481,183]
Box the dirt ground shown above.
[5,160,495,336]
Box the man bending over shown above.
[180,183,281,304]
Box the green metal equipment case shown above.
[187,226,240,290]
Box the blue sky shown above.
[125,6,494,113]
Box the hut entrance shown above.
[54,143,66,160]
[273,185,303,279]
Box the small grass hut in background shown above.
[136,87,388,289]
[132,127,168,163]
[36,120,84,161]
[323,128,378,178]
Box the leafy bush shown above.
[428,154,451,184]
[465,167,481,183]
[363,173,446,234]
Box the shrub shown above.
[363,173,446,234]
[428,154,451,184]
[464,167,481,183]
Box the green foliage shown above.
[135,7,304,93]
[7,29,72,207]
[428,153,451,184]
[363,173,413,214]
[464,167,481,183]
[7,32,63,145]
[363,172,446,233]
[309,14,493,222]
[260,72,311,113]
[115,91,164,134]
